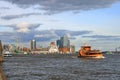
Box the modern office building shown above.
[57,35,70,53]
[30,39,36,50]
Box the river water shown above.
[2,54,120,80]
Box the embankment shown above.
[0,66,6,80]
[0,56,6,80]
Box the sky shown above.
[0,0,120,51]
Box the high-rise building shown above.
[56,35,70,53]
[56,40,62,48]
[62,35,70,48]
[30,39,36,50]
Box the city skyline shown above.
[0,0,120,51]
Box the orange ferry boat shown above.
[78,46,104,58]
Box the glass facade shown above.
[57,35,70,48]
[30,39,36,50]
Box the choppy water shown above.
[2,54,120,80]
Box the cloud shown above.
[34,30,58,41]
[33,29,92,41]
[0,32,13,36]
[0,7,10,9]
[54,30,92,37]
[0,28,92,43]
[1,28,120,51]
[1,26,119,46]
[82,35,120,40]
[1,13,41,20]
[0,22,40,33]
[14,22,40,32]
[4,0,120,14]
[0,32,16,42]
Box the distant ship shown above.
[3,50,12,57]
[78,45,104,58]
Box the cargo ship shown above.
[78,45,104,58]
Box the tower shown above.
[56,35,70,53]
[30,39,36,50]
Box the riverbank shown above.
[0,56,4,62]
[0,56,6,80]
[0,65,6,80]
[0,66,6,80]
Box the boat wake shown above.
[94,56,105,59]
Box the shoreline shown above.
[0,56,6,80]
[0,64,6,80]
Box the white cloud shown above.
[16,22,29,28]
[0,22,40,33]
[15,22,35,32]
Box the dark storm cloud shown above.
[82,35,120,40]
[1,13,41,20]
[4,0,120,14]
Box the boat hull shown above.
[78,54,104,59]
